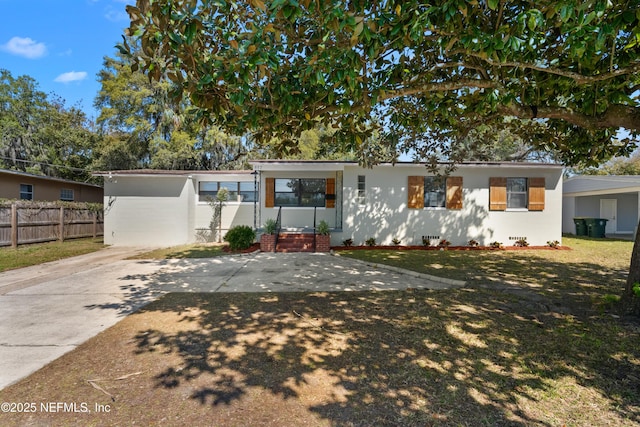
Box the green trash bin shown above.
[585,218,608,238]
[573,218,587,236]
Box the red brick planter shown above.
[260,234,276,252]
[315,234,331,252]
[332,245,571,251]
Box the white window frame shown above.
[198,181,256,203]
[506,178,528,210]
[60,188,74,201]
[357,175,366,205]
[20,184,33,200]
[424,176,446,209]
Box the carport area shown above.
[563,175,640,238]
[0,249,460,390]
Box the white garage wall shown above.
[103,176,192,246]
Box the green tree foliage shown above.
[122,0,639,168]
[578,151,640,175]
[0,69,95,181]
[94,52,174,169]
[94,49,256,170]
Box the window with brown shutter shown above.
[446,176,463,210]
[325,178,336,208]
[265,177,275,208]
[407,176,424,209]
[489,177,507,211]
[528,177,545,211]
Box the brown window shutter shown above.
[325,178,336,208]
[265,178,275,208]
[528,177,545,211]
[408,176,424,209]
[489,177,507,211]
[446,176,463,210]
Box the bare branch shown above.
[464,53,640,85]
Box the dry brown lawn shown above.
[1,236,639,426]
[1,288,639,426]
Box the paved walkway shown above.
[0,249,463,390]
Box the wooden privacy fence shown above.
[0,203,103,248]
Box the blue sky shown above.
[0,0,131,121]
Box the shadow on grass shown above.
[133,290,640,426]
[340,248,630,316]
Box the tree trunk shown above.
[624,218,640,315]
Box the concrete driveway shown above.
[0,248,462,390]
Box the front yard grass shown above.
[127,242,230,260]
[1,236,638,426]
[339,236,634,311]
[0,238,105,272]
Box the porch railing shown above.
[313,206,317,252]
[274,206,282,249]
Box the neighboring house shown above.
[96,161,563,247]
[0,169,103,203]
[563,175,640,237]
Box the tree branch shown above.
[499,103,640,132]
[382,79,499,99]
[465,53,640,85]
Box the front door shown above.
[600,199,617,234]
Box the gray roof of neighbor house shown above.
[0,168,102,188]
[564,175,640,195]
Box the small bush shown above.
[438,239,451,247]
[391,238,401,245]
[263,218,277,234]
[514,238,529,247]
[342,238,354,247]
[365,237,377,247]
[422,237,431,247]
[547,240,560,248]
[468,239,479,247]
[489,241,503,249]
[224,225,256,250]
[316,220,330,235]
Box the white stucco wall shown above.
[336,163,563,246]
[102,163,563,248]
[103,176,192,246]
[192,172,257,241]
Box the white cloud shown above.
[104,4,129,22]
[1,36,47,59]
[54,71,88,83]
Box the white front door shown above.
[600,199,617,234]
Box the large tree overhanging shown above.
[123,0,640,308]
[122,0,639,165]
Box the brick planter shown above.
[315,234,331,252]
[260,233,276,252]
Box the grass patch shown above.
[339,236,633,310]
[1,291,638,426]
[129,243,230,259]
[0,238,105,272]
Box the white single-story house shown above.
[95,161,563,248]
[563,175,640,237]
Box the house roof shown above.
[94,161,563,177]
[0,169,102,188]
[564,175,640,195]
[249,160,563,171]
[93,169,255,177]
